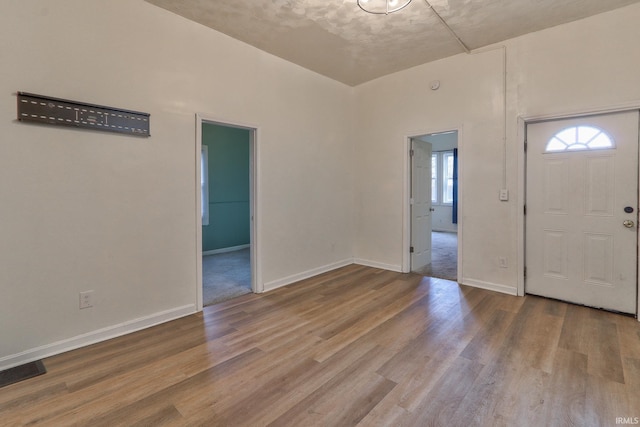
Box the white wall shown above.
[354,3,640,294]
[0,0,355,369]
[4,0,640,369]
[354,49,505,281]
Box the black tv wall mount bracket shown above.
[17,92,150,137]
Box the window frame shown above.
[441,151,454,205]
[431,150,454,206]
[431,153,438,204]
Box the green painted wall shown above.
[202,123,250,251]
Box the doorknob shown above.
[623,220,635,228]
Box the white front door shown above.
[526,111,639,314]
[411,139,432,271]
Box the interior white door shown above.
[526,111,639,314]
[411,139,432,272]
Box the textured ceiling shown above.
[145,0,640,86]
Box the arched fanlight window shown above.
[545,126,614,152]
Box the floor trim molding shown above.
[203,244,250,256]
[264,258,354,292]
[461,278,517,296]
[0,304,196,371]
[353,258,403,272]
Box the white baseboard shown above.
[0,304,196,372]
[460,278,518,296]
[263,258,354,292]
[353,258,403,272]
[203,244,250,256]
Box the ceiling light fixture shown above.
[357,0,412,15]
[356,0,471,54]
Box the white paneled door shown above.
[411,139,432,271]
[526,111,639,314]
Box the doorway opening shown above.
[196,115,258,310]
[409,130,459,281]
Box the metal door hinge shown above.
[410,149,414,157]
[410,246,414,253]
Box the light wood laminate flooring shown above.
[2,265,639,426]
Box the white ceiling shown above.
[145,0,640,86]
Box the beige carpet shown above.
[203,248,251,306]
[416,231,458,281]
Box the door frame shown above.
[195,113,262,312]
[403,126,463,280]
[518,103,640,318]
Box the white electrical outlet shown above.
[498,257,508,268]
[499,189,509,201]
[79,290,94,309]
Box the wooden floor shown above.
[2,265,640,426]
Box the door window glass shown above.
[545,126,614,152]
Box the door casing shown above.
[195,113,261,312]
[403,126,463,280]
